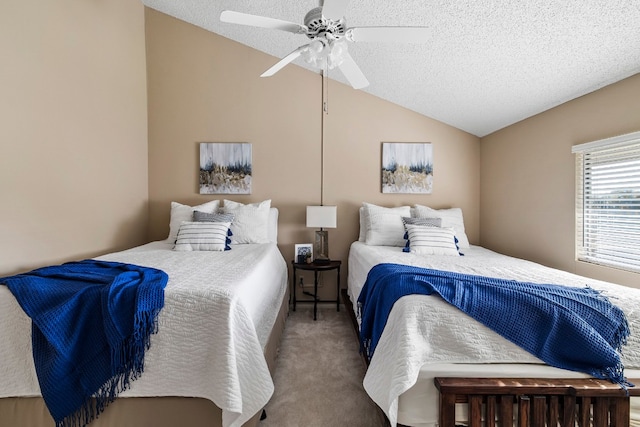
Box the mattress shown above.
[0,240,288,427]
[347,241,640,427]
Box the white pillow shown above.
[173,221,231,252]
[168,200,220,243]
[267,208,279,244]
[222,199,271,244]
[413,205,470,248]
[404,224,460,256]
[362,202,411,247]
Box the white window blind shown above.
[572,131,640,273]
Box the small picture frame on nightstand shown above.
[294,243,313,264]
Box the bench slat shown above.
[434,378,639,427]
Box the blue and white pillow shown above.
[403,224,461,256]
[193,211,235,223]
[174,221,232,251]
[402,217,443,241]
[401,216,442,228]
[413,205,470,248]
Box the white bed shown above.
[0,202,288,427]
[347,241,640,427]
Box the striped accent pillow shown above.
[401,217,442,227]
[403,224,460,256]
[193,211,235,223]
[174,221,232,251]
[167,200,220,243]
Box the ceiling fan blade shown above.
[348,27,432,43]
[338,53,369,89]
[220,10,307,34]
[261,45,310,77]
[321,0,349,20]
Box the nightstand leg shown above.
[336,265,340,312]
[313,270,318,321]
[292,266,297,312]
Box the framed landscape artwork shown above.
[381,142,433,194]
[199,143,252,194]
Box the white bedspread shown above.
[0,241,288,427]
[348,242,640,427]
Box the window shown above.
[572,131,640,273]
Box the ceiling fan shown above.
[220,0,431,89]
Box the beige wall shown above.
[480,73,640,288]
[3,2,634,294]
[145,9,480,298]
[4,1,635,293]
[0,0,149,276]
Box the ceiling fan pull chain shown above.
[323,66,329,115]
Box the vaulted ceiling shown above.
[141,0,640,137]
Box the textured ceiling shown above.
[141,0,640,137]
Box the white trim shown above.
[572,130,640,153]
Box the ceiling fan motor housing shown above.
[304,6,346,40]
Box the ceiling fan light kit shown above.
[220,0,431,90]
[302,38,348,70]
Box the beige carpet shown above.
[261,304,387,427]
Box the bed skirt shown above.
[0,286,289,427]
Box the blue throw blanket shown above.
[1,259,168,427]
[358,263,631,387]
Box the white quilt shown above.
[0,241,288,427]
[348,242,640,427]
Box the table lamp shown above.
[306,205,337,265]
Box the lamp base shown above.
[314,229,330,264]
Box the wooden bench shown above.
[434,377,640,427]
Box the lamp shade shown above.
[306,206,337,229]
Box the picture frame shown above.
[294,243,313,264]
[381,142,433,194]
[199,142,252,194]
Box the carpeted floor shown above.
[261,304,387,427]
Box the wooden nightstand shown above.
[291,260,341,321]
